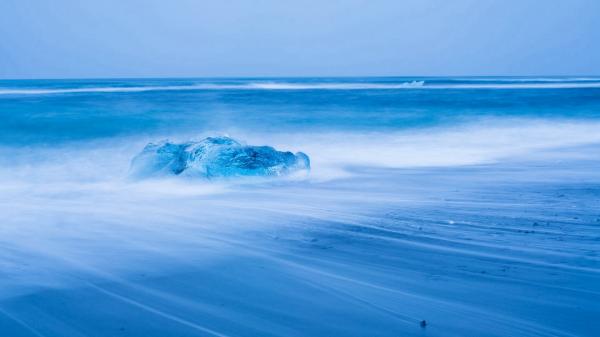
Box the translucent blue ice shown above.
[130,136,310,178]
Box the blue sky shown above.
[0,0,599,78]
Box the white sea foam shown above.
[234,119,600,180]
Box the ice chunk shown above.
[130,136,310,179]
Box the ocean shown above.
[0,77,599,336]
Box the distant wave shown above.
[2,80,600,95]
[244,81,425,90]
[0,85,205,95]
[431,82,600,89]
[0,81,424,95]
[452,77,600,82]
[251,81,600,90]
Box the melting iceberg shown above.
[130,136,310,179]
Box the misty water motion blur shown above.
[0,77,600,337]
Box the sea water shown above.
[0,77,599,336]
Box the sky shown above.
[0,0,599,79]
